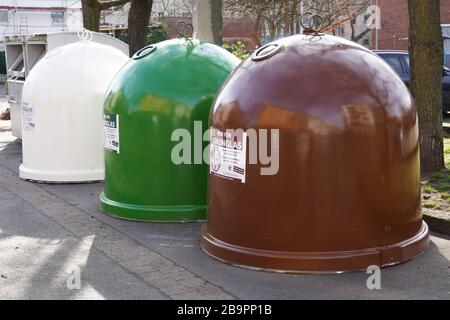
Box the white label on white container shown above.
[104,114,120,153]
[22,102,35,131]
[210,128,247,183]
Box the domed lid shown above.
[23,39,129,98]
[105,37,240,109]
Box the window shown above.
[51,11,64,25]
[0,10,8,23]
[381,55,404,75]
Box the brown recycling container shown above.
[201,33,430,273]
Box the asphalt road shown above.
[0,126,449,299]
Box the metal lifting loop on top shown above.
[78,28,94,42]
[301,12,323,35]
[176,21,193,38]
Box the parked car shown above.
[374,50,450,113]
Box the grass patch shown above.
[431,171,447,180]
[422,185,436,194]
[441,193,450,201]
[422,201,437,209]
[421,132,450,212]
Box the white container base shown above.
[19,164,104,183]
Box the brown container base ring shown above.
[200,222,430,274]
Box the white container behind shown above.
[19,41,129,183]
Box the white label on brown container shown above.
[210,128,247,183]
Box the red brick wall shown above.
[223,17,260,49]
[373,0,450,50]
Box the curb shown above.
[444,125,450,134]
[423,209,450,236]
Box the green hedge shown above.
[147,24,168,45]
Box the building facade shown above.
[371,0,450,51]
[0,1,83,46]
[326,0,374,49]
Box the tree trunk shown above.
[211,0,223,45]
[253,14,262,48]
[193,0,223,45]
[81,0,102,31]
[128,0,153,57]
[289,0,299,35]
[408,0,445,173]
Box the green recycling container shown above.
[100,38,240,222]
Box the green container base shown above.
[99,192,206,222]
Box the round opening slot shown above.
[251,43,282,62]
[133,45,157,60]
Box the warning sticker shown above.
[22,102,35,131]
[104,114,120,153]
[210,128,247,183]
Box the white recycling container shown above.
[19,36,129,183]
[4,31,129,139]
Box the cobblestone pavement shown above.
[0,129,449,300]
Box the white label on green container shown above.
[210,128,247,183]
[104,114,120,153]
[22,102,35,131]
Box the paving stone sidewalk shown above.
[0,162,233,300]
